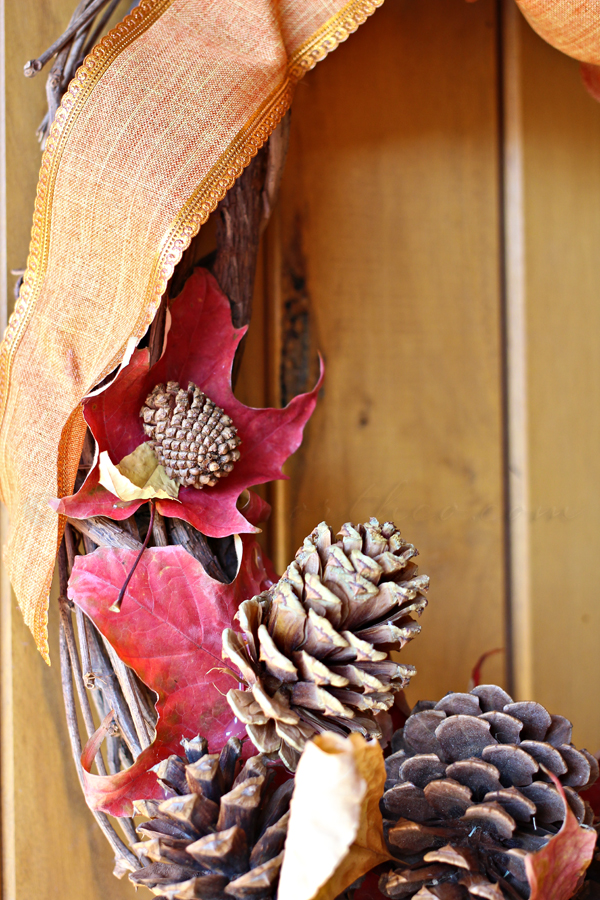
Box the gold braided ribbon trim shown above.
[0,0,383,661]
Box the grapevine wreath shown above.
[2,1,600,899]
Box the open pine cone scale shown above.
[223,518,429,769]
[130,736,293,900]
[379,684,599,900]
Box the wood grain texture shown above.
[269,0,507,704]
[516,12,600,749]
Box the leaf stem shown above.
[110,501,155,612]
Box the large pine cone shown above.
[140,381,241,488]
[222,518,429,770]
[130,736,293,900]
[379,685,598,900]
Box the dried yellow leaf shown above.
[278,733,391,900]
[98,442,180,501]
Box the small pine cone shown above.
[222,518,429,770]
[140,381,241,489]
[379,684,599,900]
[130,736,293,900]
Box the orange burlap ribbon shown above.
[513,0,600,103]
[0,0,383,662]
[514,0,600,64]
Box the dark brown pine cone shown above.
[130,736,293,900]
[378,685,599,900]
[222,518,429,770]
[140,381,241,488]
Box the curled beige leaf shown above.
[278,733,391,900]
[98,443,179,501]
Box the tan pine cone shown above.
[140,381,241,488]
[130,736,293,899]
[379,685,599,900]
[222,518,429,770]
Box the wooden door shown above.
[264,0,507,708]
[3,0,600,897]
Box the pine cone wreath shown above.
[130,736,293,899]
[378,684,599,900]
[140,381,241,488]
[222,518,429,770]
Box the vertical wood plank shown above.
[270,0,507,703]
[1,3,138,897]
[502,1,532,700]
[512,9,600,748]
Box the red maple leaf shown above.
[53,268,322,537]
[67,537,273,816]
[525,771,597,900]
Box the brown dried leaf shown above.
[278,733,391,900]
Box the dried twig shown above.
[57,541,140,871]
[75,605,94,687]
[151,508,169,547]
[59,620,140,870]
[121,513,141,542]
[63,519,77,568]
[60,602,107,775]
[213,146,269,331]
[167,517,228,582]
[80,631,131,780]
[101,638,153,750]
[46,46,70,127]
[148,290,168,367]
[24,0,116,77]
[61,22,89,88]
[85,623,142,758]
[68,516,142,550]
[29,0,130,146]
[65,526,147,759]
[58,547,107,776]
